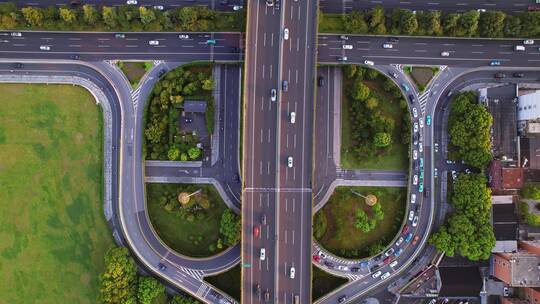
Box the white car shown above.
[413,175,418,185]
[389,261,398,268]
[414,122,419,133]
[283,28,289,40]
[364,60,374,66]
[287,156,293,168]
[337,265,349,271]
[233,5,243,10]
[419,119,424,128]
[524,39,535,45]
[395,237,404,247]
[412,107,418,118]
[408,210,415,221]
[270,89,277,101]
[382,43,393,49]
[290,267,295,279]
[260,248,266,260]
[290,112,296,124]
[40,45,51,51]
[149,40,159,46]
[419,143,423,153]
[441,51,450,57]
[381,272,390,280]
[153,5,164,10]
[410,193,416,204]
[11,32,22,37]
[413,150,418,160]
[126,0,137,4]
[412,216,419,227]
[372,271,382,278]
[342,44,353,50]
[476,8,486,12]
[178,34,189,39]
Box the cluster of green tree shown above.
[521,183,540,200]
[0,2,244,32]
[100,246,202,304]
[323,6,540,38]
[344,65,410,160]
[518,201,540,226]
[145,65,213,160]
[448,91,492,168]
[354,203,384,233]
[429,173,496,261]
[219,209,241,246]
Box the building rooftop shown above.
[487,84,518,160]
[438,266,483,297]
[502,168,524,189]
[493,252,540,287]
[518,90,540,122]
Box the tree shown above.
[219,209,241,246]
[344,65,357,79]
[59,7,77,24]
[171,294,202,304]
[392,9,417,35]
[368,6,386,34]
[99,247,138,304]
[365,97,378,110]
[352,81,370,101]
[188,147,201,160]
[137,276,165,304]
[82,4,98,25]
[139,6,156,25]
[418,11,442,36]
[479,11,506,38]
[202,79,213,91]
[443,13,460,36]
[458,10,480,37]
[522,183,540,200]
[0,14,18,28]
[373,203,384,221]
[366,68,379,80]
[374,132,391,148]
[21,7,44,27]
[343,11,368,33]
[167,146,180,161]
[355,209,376,233]
[504,15,522,37]
[102,6,118,29]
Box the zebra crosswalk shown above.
[131,87,141,110]
[417,90,430,114]
[180,266,205,281]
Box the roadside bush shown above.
[322,6,540,38]
[313,212,327,240]
[522,183,540,200]
[0,3,244,32]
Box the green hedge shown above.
[0,2,244,32]
[319,7,540,38]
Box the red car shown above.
[528,5,540,11]
[401,224,410,235]
[383,256,392,265]
[412,235,420,246]
[312,255,321,263]
[253,226,260,237]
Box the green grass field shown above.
[316,186,406,259]
[146,183,228,257]
[204,265,241,301]
[0,84,113,303]
[312,265,348,301]
[341,77,409,171]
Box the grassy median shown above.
[0,84,113,303]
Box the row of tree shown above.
[354,204,384,233]
[323,6,540,38]
[429,173,496,261]
[100,246,201,304]
[145,65,213,160]
[344,65,410,161]
[0,2,244,31]
[448,91,492,168]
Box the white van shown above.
[515,45,525,51]
[290,112,296,124]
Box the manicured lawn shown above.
[146,183,229,257]
[312,266,348,301]
[118,61,153,88]
[319,13,345,33]
[406,66,439,93]
[315,186,407,259]
[0,84,113,304]
[341,76,409,170]
[204,265,241,302]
